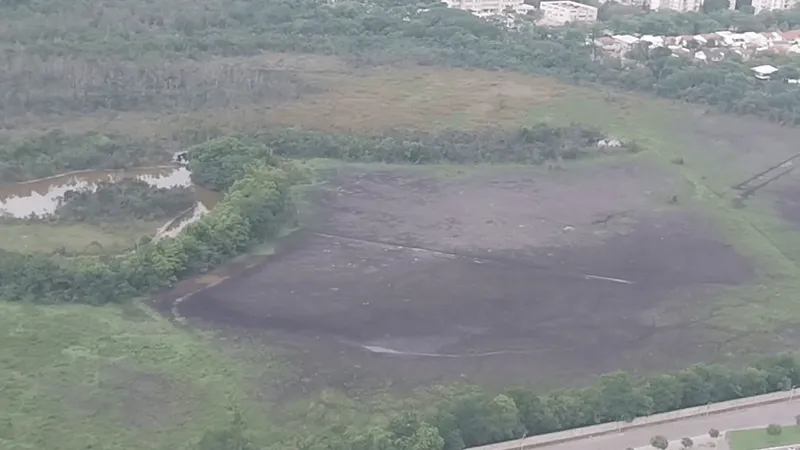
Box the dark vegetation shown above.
[54,180,195,223]
[604,6,800,35]
[253,125,636,164]
[0,131,168,183]
[4,0,800,124]
[209,355,800,450]
[0,138,293,304]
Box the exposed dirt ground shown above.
[176,163,753,390]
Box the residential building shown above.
[752,64,779,80]
[539,0,598,25]
[441,0,534,16]
[648,0,704,12]
[751,0,799,14]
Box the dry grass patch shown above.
[0,64,582,140]
[265,67,573,131]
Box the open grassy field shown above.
[0,221,162,254]
[0,300,289,450]
[729,425,800,450]
[8,52,800,448]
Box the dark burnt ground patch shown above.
[178,164,753,391]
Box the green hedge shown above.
[0,138,293,304]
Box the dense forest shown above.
[3,0,800,124]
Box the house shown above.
[782,30,800,42]
[640,35,664,47]
[538,0,598,25]
[752,64,779,80]
[694,50,707,62]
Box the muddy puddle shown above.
[0,166,221,236]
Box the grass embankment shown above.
[728,426,800,450]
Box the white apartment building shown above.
[615,0,647,6]
[648,0,702,12]
[751,0,799,13]
[442,0,534,16]
[539,0,598,25]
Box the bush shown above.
[53,180,196,223]
[188,136,278,191]
[767,424,783,436]
[709,428,720,438]
[681,436,693,448]
[650,435,669,450]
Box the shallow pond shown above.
[0,166,219,219]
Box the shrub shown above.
[767,424,783,436]
[650,435,669,450]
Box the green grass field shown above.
[0,300,290,450]
[0,221,163,254]
[729,426,800,450]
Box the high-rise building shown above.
[442,0,534,16]
[648,0,704,12]
[751,0,800,13]
[538,0,598,25]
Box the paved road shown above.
[515,400,800,450]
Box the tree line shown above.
[0,137,294,304]
[252,125,636,165]
[301,356,800,450]
[0,131,169,183]
[53,180,195,223]
[196,354,800,450]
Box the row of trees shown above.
[0,138,295,304]
[53,180,195,223]
[250,125,634,165]
[281,355,800,450]
[0,130,168,183]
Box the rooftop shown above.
[540,0,597,9]
[752,64,779,75]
